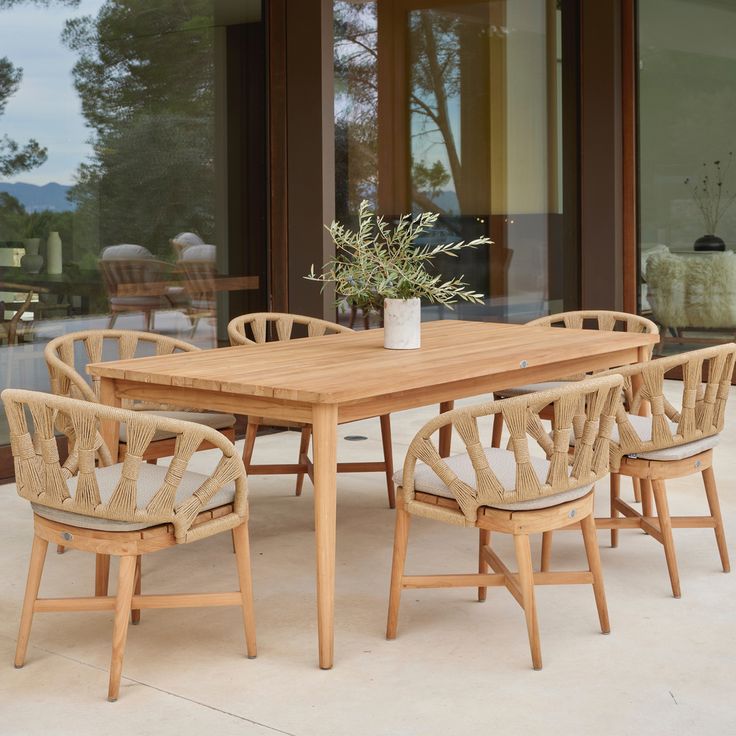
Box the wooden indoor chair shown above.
[590,344,735,598]
[228,312,396,508]
[2,389,256,701]
[387,373,624,670]
[45,329,236,463]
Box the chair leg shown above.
[540,531,553,572]
[108,555,137,702]
[131,556,142,625]
[610,473,620,548]
[379,414,396,509]
[580,513,610,633]
[243,420,258,467]
[232,522,258,658]
[108,312,119,329]
[491,412,503,448]
[95,554,110,596]
[641,478,654,523]
[632,477,642,503]
[56,544,65,554]
[386,499,411,639]
[651,480,681,598]
[478,529,490,602]
[513,533,542,670]
[295,426,311,496]
[702,466,730,573]
[15,534,49,668]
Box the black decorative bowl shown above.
[694,234,726,251]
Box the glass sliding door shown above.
[333,0,579,326]
[638,0,736,353]
[0,0,267,476]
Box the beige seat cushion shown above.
[494,380,571,399]
[119,410,236,443]
[568,413,720,461]
[32,462,236,532]
[394,447,592,511]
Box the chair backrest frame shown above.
[2,389,247,543]
[400,374,624,525]
[602,343,736,468]
[228,312,353,346]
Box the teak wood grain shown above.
[87,320,657,671]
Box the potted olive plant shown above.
[306,200,491,349]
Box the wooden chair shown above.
[228,312,396,508]
[489,310,659,507]
[591,344,735,598]
[179,244,217,337]
[98,245,178,331]
[2,389,256,701]
[491,311,659,446]
[45,329,236,463]
[0,286,35,345]
[387,374,623,669]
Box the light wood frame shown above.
[228,312,395,508]
[3,389,256,701]
[388,374,623,669]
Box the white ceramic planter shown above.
[383,297,421,349]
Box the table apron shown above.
[106,344,640,426]
[109,379,314,423]
[337,345,641,422]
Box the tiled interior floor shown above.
[0,383,734,735]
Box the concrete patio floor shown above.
[0,384,734,735]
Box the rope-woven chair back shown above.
[181,260,217,307]
[228,312,353,346]
[45,329,199,409]
[401,374,624,526]
[528,310,659,358]
[99,258,172,300]
[2,389,247,543]
[605,343,736,469]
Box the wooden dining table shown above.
[87,319,658,669]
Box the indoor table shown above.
[88,319,658,669]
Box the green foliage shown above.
[412,160,450,199]
[61,0,216,258]
[0,57,48,176]
[0,192,74,256]
[306,200,491,309]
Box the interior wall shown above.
[639,0,736,250]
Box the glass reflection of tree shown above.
[335,3,472,217]
[62,0,216,259]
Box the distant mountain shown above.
[0,182,75,212]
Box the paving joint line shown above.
[24,642,298,736]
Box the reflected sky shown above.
[0,0,103,185]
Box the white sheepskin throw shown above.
[646,251,736,329]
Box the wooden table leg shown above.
[99,376,121,464]
[438,401,454,457]
[312,403,338,669]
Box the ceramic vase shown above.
[20,238,43,273]
[383,297,421,349]
[46,231,63,274]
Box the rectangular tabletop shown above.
[88,320,656,419]
[88,320,658,670]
